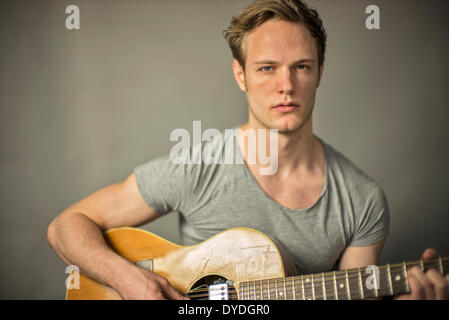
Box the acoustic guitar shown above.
[65,227,448,300]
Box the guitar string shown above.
[185,268,430,300]
[240,259,447,289]
[188,268,415,300]
[184,258,447,299]
[187,276,408,300]
[186,269,417,300]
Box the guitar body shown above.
[66,227,297,300]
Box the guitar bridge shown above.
[209,280,232,300]
[208,282,230,300]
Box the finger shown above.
[158,277,187,300]
[152,291,166,300]
[446,274,449,297]
[406,273,424,300]
[165,284,188,300]
[426,269,449,300]
[410,267,435,300]
[422,248,438,260]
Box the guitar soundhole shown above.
[186,274,236,300]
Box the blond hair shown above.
[223,0,327,69]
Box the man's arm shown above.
[47,173,186,300]
[338,240,385,271]
[338,240,385,300]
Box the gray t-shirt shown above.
[134,129,389,275]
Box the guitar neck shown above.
[238,256,449,300]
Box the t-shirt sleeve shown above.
[348,185,390,247]
[133,154,200,215]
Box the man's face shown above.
[233,19,323,134]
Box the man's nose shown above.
[277,68,295,95]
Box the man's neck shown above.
[238,119,323,180]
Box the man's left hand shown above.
[395,248,449,300]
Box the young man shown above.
[47,0,448,300]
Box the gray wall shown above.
[0,0,447,299]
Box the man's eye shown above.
[261,66,273,72]
[296,65,308,70]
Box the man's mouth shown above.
[272,102,300,113]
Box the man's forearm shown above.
[47,211,139,293]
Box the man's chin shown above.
[271,120,305,135]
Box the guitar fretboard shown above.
[238,257,448,300]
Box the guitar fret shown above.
[322,273,327,300]
[335,274,347,300]
[358,268,364,299]
[312,273,324,300]
[303,276,313,300]
[391,265,408,294]
[360,267,377,299]
[267,280,271,300]
[261,280,268,300]
[403,262,410,293]
[270,279,276,300]
[350,271,363,299]
[277,278,285,300]
[311,274,315,300]
[292,277,296,300]
[285,277,296,300]
[371,267,379,298]
[320,273,333,300]
[239,283,242,300]
[301,275,305,300]
[280,278,285,299]
[345,269,351,300]
[375,269,385,297]
[274,280,279,300]
[386,264,393,296]
[282,278,287,299]
[333,271,339,300]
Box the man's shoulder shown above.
[323,140,385,197]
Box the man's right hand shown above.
[47,173,189,300]
[117,267,188,300]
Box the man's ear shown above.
[232,59,247,92]
[317,62,324,88]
